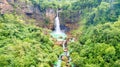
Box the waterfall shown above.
[54,11,62,34]
[50,10,67,41]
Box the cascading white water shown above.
[50,10,67,41]
[54,11,62,34]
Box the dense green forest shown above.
[0,0,120,67]
[0,14,64,66]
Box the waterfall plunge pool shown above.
[50,32,67,41]
[50,11,67,41]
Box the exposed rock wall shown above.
[0,0,80,31]
[46,8,56,23]
[0,0,13,14]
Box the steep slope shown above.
[0,14,63,67]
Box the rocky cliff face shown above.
[0,0,79,32]
[0,0,56,26]
[0,0,13,14]
[46,8,56,23]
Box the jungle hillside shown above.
[0,0,120,67]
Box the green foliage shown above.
[0,14,59,66]
[0,14,24,23]
[29,0,76,12]
[68,20,120,66]
[80,21,120,45]
[69,42,118,67]
[1,0,120,66]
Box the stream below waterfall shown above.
[50,10,74,67]
[53,40,74,67]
